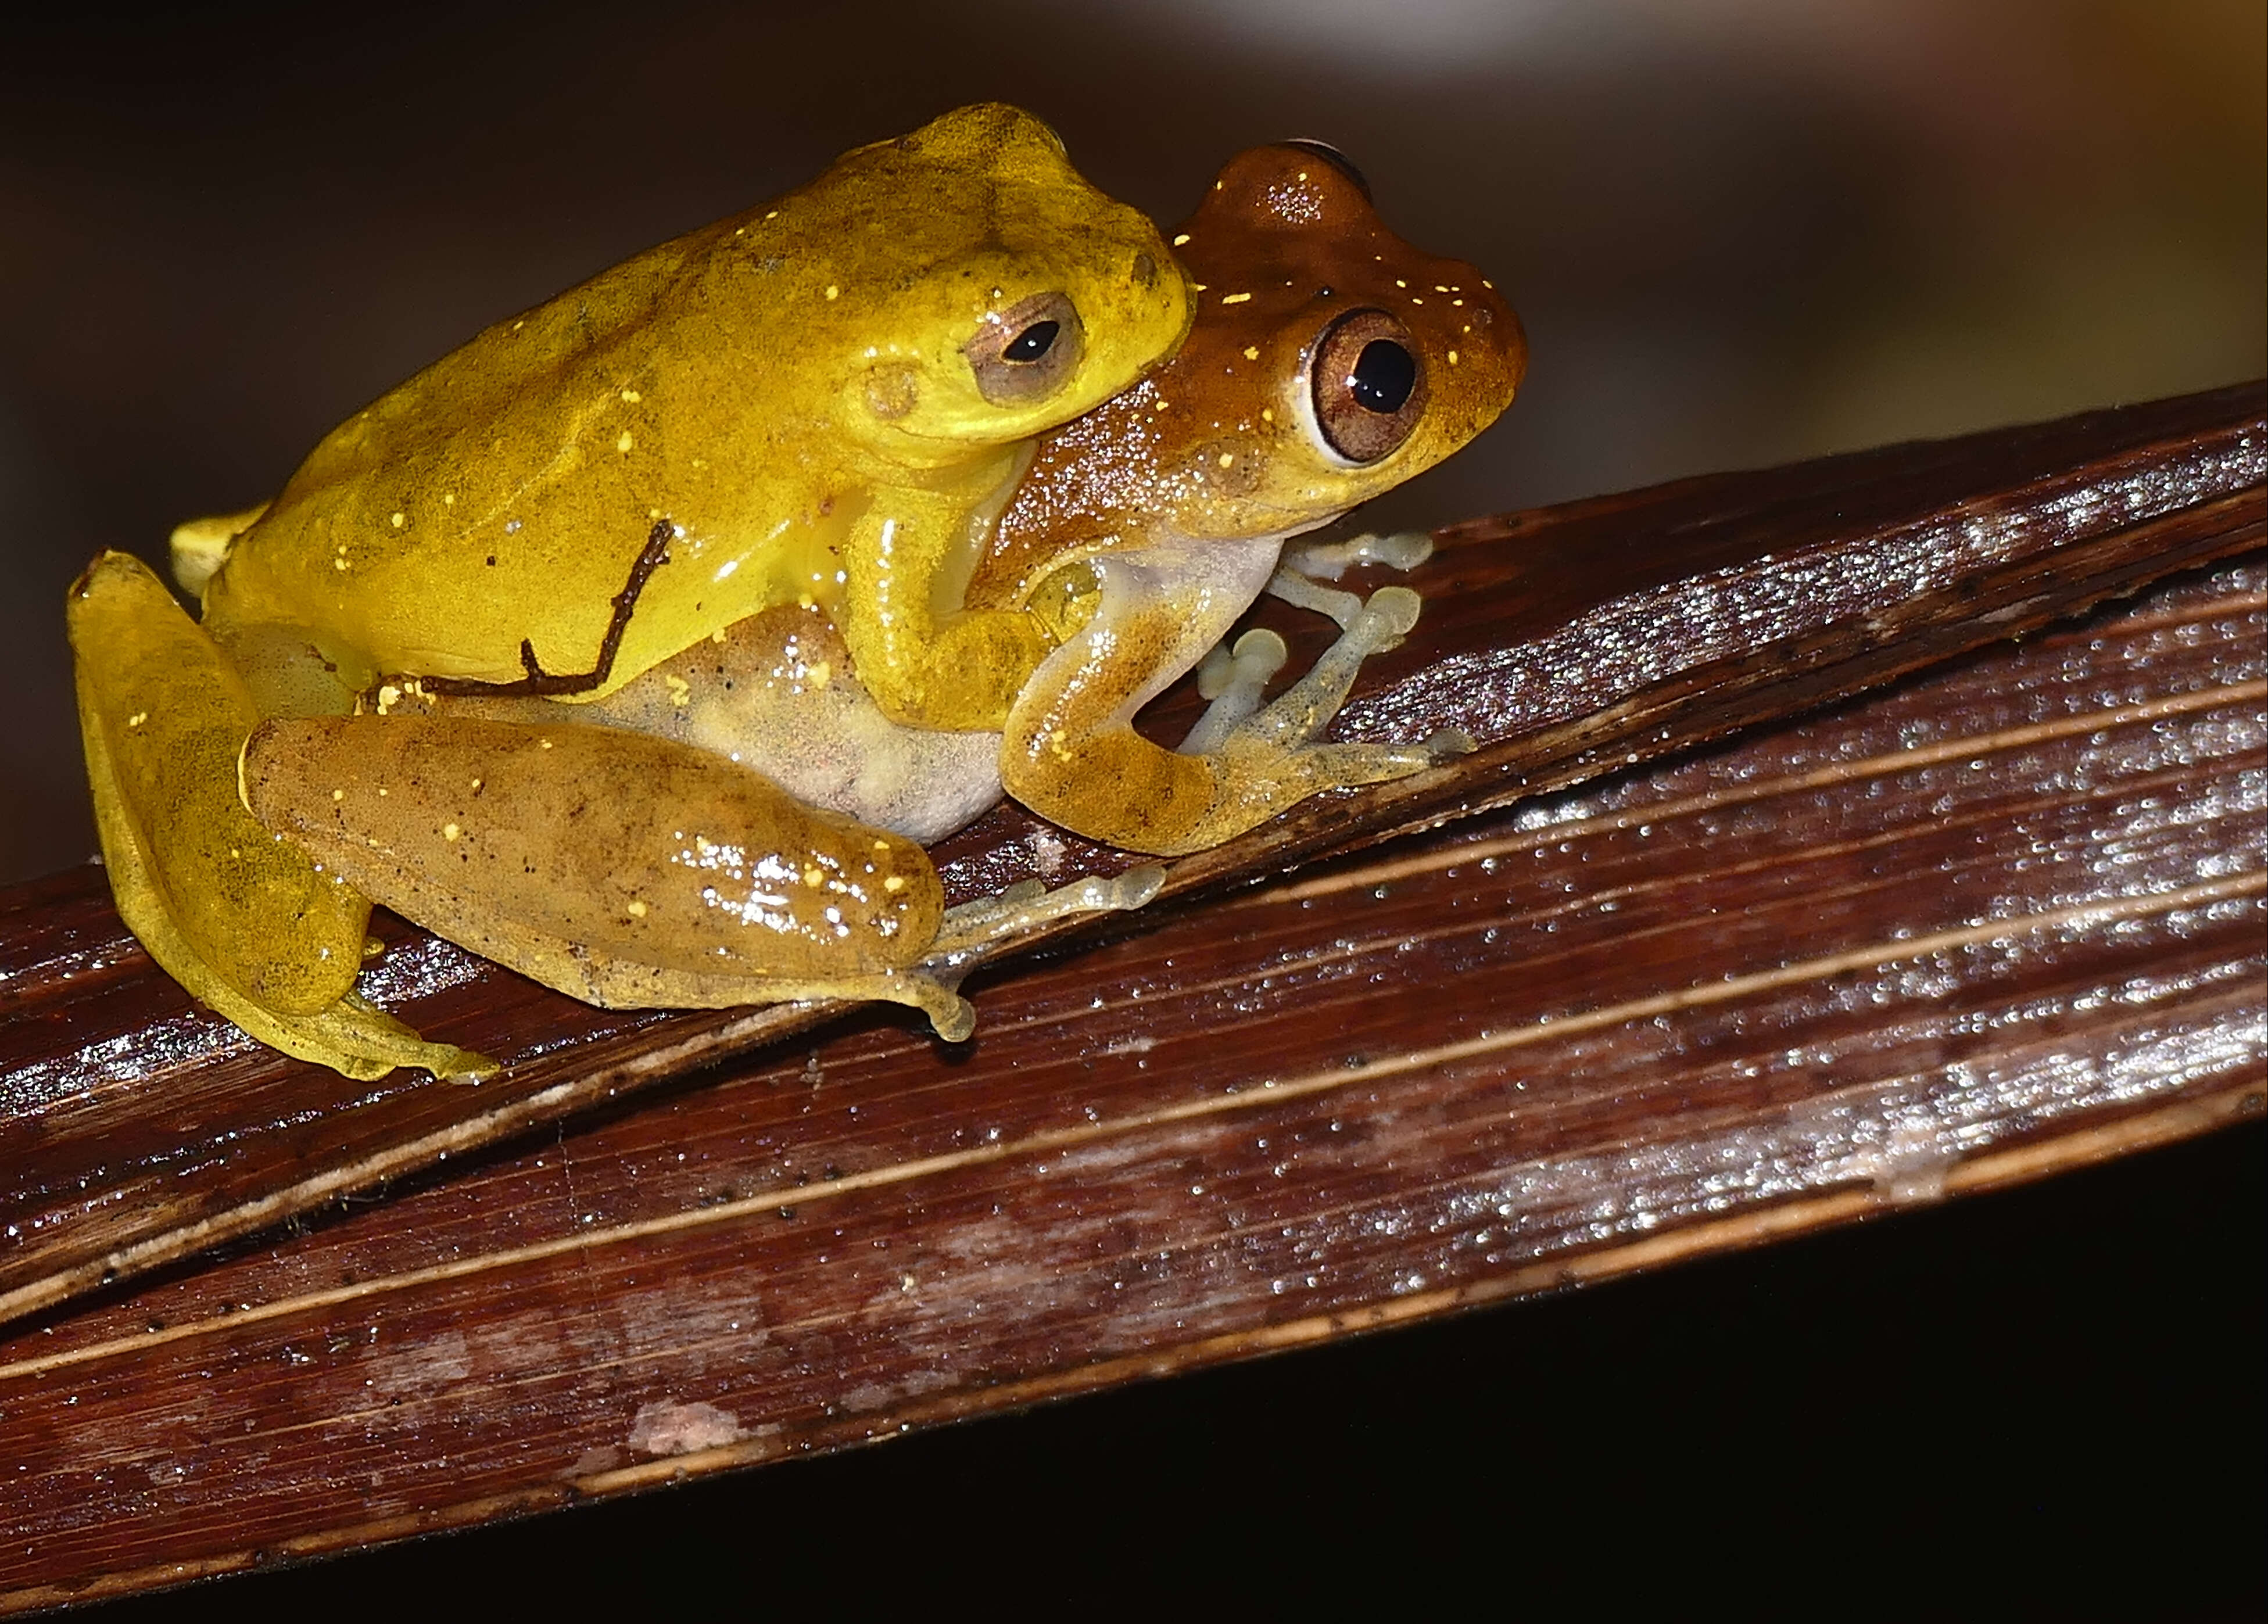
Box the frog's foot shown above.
[67,551,493,1082]
[1187,584,1467,764]
[1282,530,1436,582]
[1267,530,1436,632]
[922,866,1168,985]
[1163,584,1471,836]
[1185,629,1291,757]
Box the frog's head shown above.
[768,105,1191,465]
[979,140,1526,586]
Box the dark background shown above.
[5,2,2261,1612]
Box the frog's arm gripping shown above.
[66,552,493,1080]
[840,485,1056,732]
[997,542,1466,858]
[242,715,1156,1042]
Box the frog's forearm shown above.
[841,499,1053,730]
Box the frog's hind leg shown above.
[243,715,1145,1044]
[67,552,493,1081]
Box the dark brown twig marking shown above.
[423,518,675,698]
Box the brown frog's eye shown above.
[1309,308,1426,463]
[1277,139,1372,200]
[966,290,1085,406]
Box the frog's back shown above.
[200,103,1187,702]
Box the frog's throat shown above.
[418,518,675,701]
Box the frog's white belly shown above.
[564,625,1004,842]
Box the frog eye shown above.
[1308,308,1426,463]
[965,291,1085,406]
[1277,139,1372,200]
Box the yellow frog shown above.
[234,141,1525,1069]
[68,104,1190,1080]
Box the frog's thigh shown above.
[67,553,485,1080]
[243,716,973,1030]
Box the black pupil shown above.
[1004,320,1059,363]
[1348,339,1416,414]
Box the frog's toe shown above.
[1184,629,1291,755]
[1282,529,1435,581]
[928,863,1166,962]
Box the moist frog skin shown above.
[67,104,1190,1080]
[237,141,1525,1071]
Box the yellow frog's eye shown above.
[965,291,1085,406]
[1309,308,1426,463]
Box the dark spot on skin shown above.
[1133,252,1158,287]
[485,556,496,567]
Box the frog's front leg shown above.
[840,479,1056,732]
[999,542,1466,858]
[241,716,1151,1041]
[65,552,494,1081]
[1264,530,1436,632]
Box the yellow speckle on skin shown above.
[376,684,402,714]
[626,899,648,917]
[665,673,691,708]
[1243,346,1260,361]
[802,867,825,888]
[1217,453,1235,468]
[442,823,461,842]
[334,557,349,571]
[377,787,388,797]
[1260,407,1274,422]
[539,738,553,750]
[390,511,407,529]
[711,628,728,644]
[883,875,907,892]
[621,388,642,404]
[806,659,832,690]
[471,778,482,791]
[127,711,147,728]
[823,285,839,300]
[1447,350,1460,365]
[332,788,344,801]
[443,492,455,506]
[1220,292,1251,305]
[1171,232,1191,246]
[617,431,635,454]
